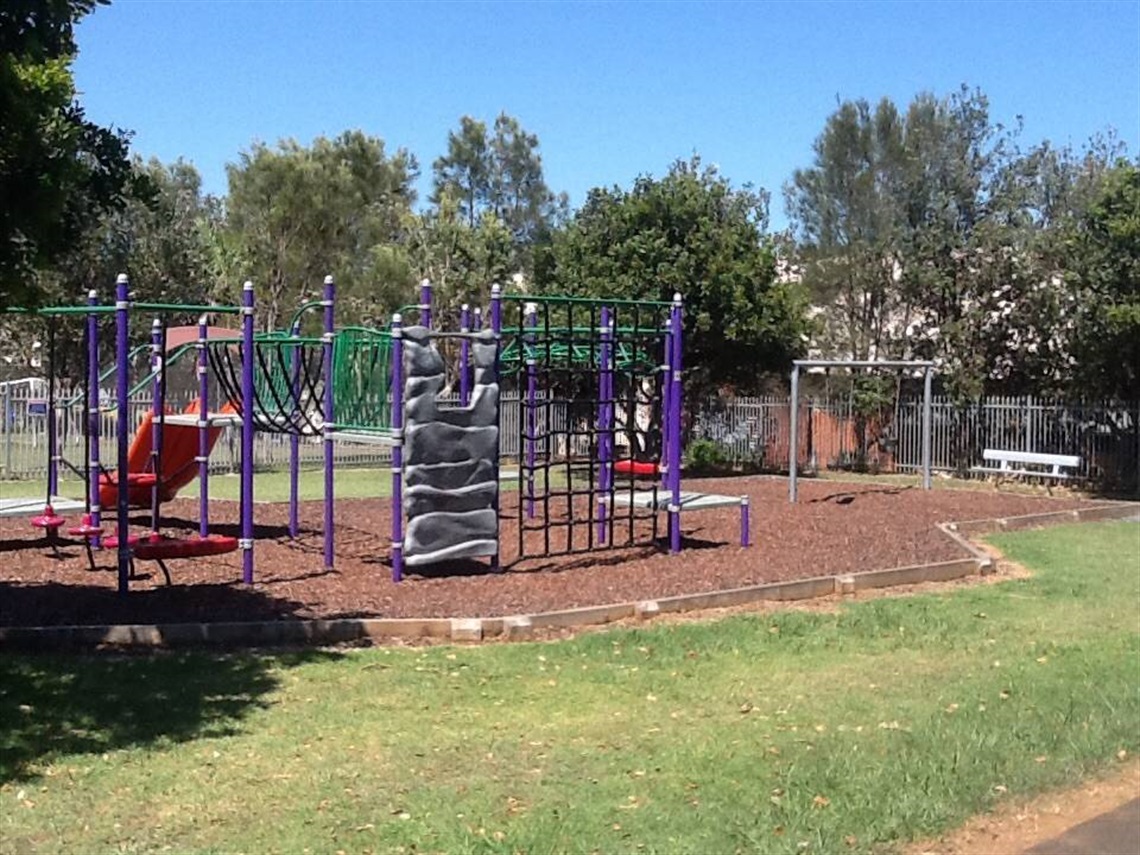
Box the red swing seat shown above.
[132,533,240,561]
[612,459,661,477]
[30,506,66,531]
[68,513,104,539]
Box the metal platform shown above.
[611,490,744,511]
[328,429,398,446]
[0,496,87,518]
[158,413,244,427]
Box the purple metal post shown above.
[472,307,482,332]
[87,290,102,544]
[740,496,750,547]
[46,322,58,501]
[669,293,683,554]
[489,285,502,572]
[420,278,432,330]
[525,304,537,520]
[660,318,672,496]
[322,276,336,570]
[240,280,255,584]
[390,313,405,582]
[149,319,163,537]
[459,304,471,407]
[288,320,301,539]
[596,307,611,543]
[197,314,210,538]
[115,274,131,593]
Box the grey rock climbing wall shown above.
[402,326,499,567]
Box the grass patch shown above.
[1,521,1137,853]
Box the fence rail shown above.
[3,377,1137,495]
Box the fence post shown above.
[789,365,800,503]
[922,367,932,490]
[2,380,10,477]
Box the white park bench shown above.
[975,448,1082,480]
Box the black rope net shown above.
[502,297,669,566]
[206,336,329,435]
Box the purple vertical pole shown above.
[390,313,404,582]
[473,307,482,332]
[87,290,101,545]
[149,319,163,537]
[46,323,58,501]
[289,320,301,540]
[197,314,210,539]
[240,280,255,584]
[660,318,672,496]
[420,278,432,331]
[596,307,611,544]
[490,284,502,572]
[322,276,336,571]
[115,274,131,594]
[669,293,683,554]
[525,304,537,520]
[459,304,471,407]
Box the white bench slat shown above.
[982,449,1081,467]
[976,448,1081,480]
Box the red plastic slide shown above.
[99,400,235,509]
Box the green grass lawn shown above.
[1,521,1138,854]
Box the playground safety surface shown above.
[0,477,1110,630]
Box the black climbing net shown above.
[206,335,329,435]
[501,296,670,565]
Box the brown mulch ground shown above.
[0,477,1100,628]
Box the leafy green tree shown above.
[223,131,418,329]
[0,157,223,378]
[785,97,910,362]
[431,113,566,278]
[404,196,514,317]
[0,0,136,309]
[1069,160,1140,399]
[539,156,810,397]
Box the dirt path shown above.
[909,758,1139,855]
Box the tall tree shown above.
[1068,159,1140,399]
[539,156,810,397]
[223,131,418,329]
[0,158,219,377]
[431,113,566,278]
[0,0,136,309]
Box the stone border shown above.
[2,501,1137,651]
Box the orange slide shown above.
[99,400,236,509]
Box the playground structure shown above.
[3,274,751,592]
[2,277,255,592]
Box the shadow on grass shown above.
[0,645,342,784]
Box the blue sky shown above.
[73,0,1139,231]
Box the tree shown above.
[404,196,514,318]
[538,156,810,397]
[1068,160,1140,399]
[0,158,220,378]
[223,131,418,329]
[0,0,136,309]
[785,97,910,363]
[431,113,566,278]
